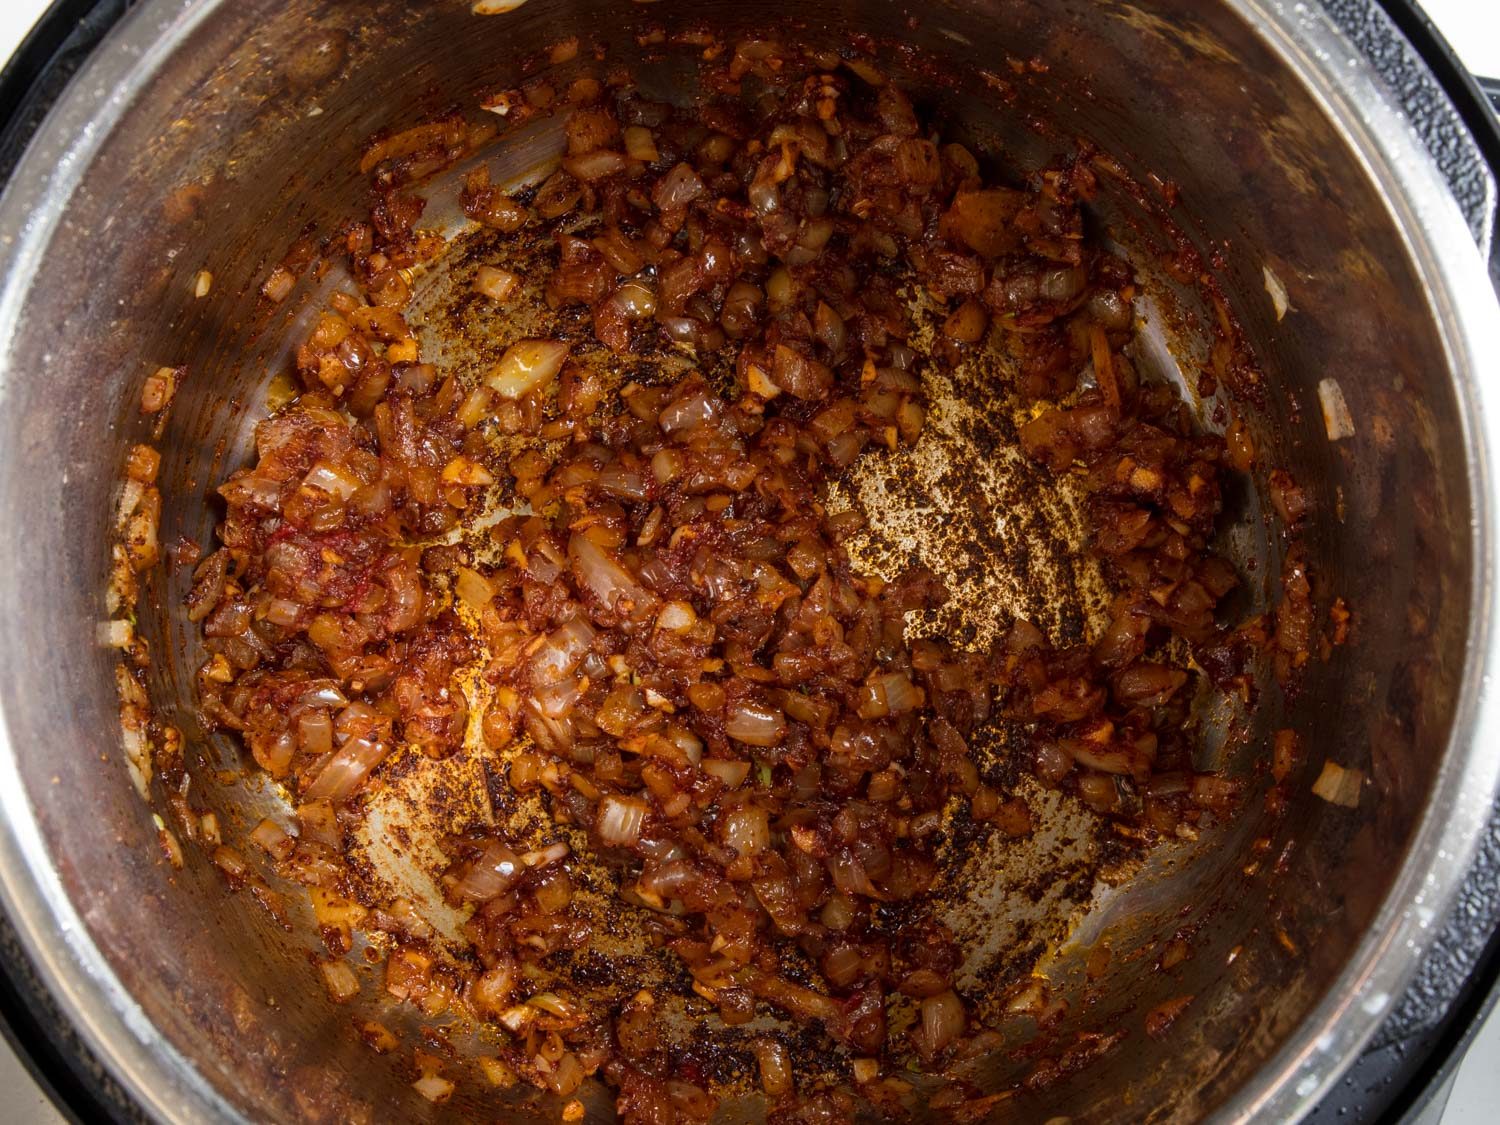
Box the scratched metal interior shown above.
[0,0,1474,1122]
[160,39,1272,1116]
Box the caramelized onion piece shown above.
[724,702,786,747]
[485,339,570,399]
[303,737,389,804]
[598,795,648,846]
[568,534,654,617]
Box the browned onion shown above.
[652,163,706,211]
[658,387,720,434]
[452,839,525,902]
[303,736,389,803]
[486,339,570,399]
[598,795,648,846]
[529,615,596,684]
[568,533,653,616]
[919,990,966,1055]
[724,702,786,748]
[474,265,520,303]
[562,149,632,182]
[753,1039,792,1097]
[720,805,770,856]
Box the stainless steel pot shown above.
[0,1,1498,1122]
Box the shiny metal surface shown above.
[0,1,1497,1122]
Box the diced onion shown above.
[722,805,770,856]
[533,676,582,718]
[471,959,517,1013]
[820,895,856,931]
[858,672,922,719]
[478,1057,517,1088]
[596,463,650,501]
[822,944,864,988]
[358,119,465,173]
[612,279,657,320]
[522,841,570,867]
[598,795,648,846]
[546,1052,585,1097]
[657,601,697,632]
[652,163,706,210]
[919,990,966,1054]
[475,265,520,303]
[485,339,571,399]
[1263,265,1290,321]
[455,566,495,609]
[303,460,361,500]
[186,49,1256,1100]
[569,533,652,614]
[250,817,295,860]
[623,126,659,163]
[702,759,751,788]
[651,448,683,483]
[412,1074,454,1104]
[453,839,525,902]
[303,736,389,803]
[754,1040,791,1097]
[98,619,133,648]
[1318,377,1355,441]
[264,597,303,628]
[531,615,597,684]
[212,846,250,881]
[1312,760,1364,808]
[140,366,177,412]
[125,444,161,485]
[725,701,786,747]
[262,266,295,303]
[320,960,360,1003]
[658,388,721,434]
[828,851,879,899]
[299,682,348,708]
[563,149,631,181]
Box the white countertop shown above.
[0,0,1495,1122]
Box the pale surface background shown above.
[0,0,1494,1122]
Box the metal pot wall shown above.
[0,1,1498,1122]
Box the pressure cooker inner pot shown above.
[0,0,1476,1121]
